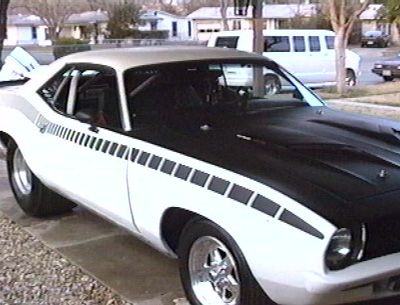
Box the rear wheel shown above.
[264,75,281,95]
[345,69,356,87]
[7,140,76,217]
[383,76,394,82]
[178,218,274,305]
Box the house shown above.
[5,9,192,46]
[360,4,391,35]
[187,4,318,42]
[5,14,50,46]
[139,10,192,41]
[61,10,109,43]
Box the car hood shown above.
[140,105,400,226]
[231,107,400,224]
[375,56,400,64]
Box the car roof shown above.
[213,29,335,36]
[50,45,266,72]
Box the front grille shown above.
[363,217,400,261]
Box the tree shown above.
[326,0,370,95]
[21,0,78,42]
[378,0,400,43]
[0,0,10,67]
[220,0,230,30]
[107,2,141,39]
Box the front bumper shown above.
[259,252,400,305]
[372,68,400,78]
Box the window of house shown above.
[188,21,192,37]
[264,36,290,52]
[233,20,242,30]
[32,27,37,39]
[150,21,157,31]
[308,36,321,52]
[172,21,178,37]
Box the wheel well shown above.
[161,208,202,254]
[0,132,11,148]
[346,68,355,76]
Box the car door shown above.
[36,64,136,231]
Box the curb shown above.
[327,99,400,112]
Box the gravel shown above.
[0,212,134,305]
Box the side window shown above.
[325,36,335,49]
[215,36,239,49]
[264,36,290,52]
[38,65,122,129]
[308,36,321,52]
[293,36,305,52]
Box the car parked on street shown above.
[372,52,400,81]
[1,46,400,305]
[361,30,391,48]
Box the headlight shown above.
[397,66,400,70]
[375,64,382,69]
[325,225,367,271]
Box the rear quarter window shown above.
[264,36,290,52]
[215,36,239,49]
[325,36,334,49]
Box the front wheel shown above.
[7,140,76,217]
[178,218,274,305]
[383,76,394,82]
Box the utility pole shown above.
[252,0,263,54]
[252,0,264,96]
[233,0,264,95]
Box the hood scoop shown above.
[310,119,400,144]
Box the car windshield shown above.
[364,31,383,37]
[123,59,323,119]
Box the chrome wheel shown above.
[189,236,240,305]
[12,148,32,196]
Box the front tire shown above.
[7,140,76,217]
[178,218,274,305]
[383,76,394,82]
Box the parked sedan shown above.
[361,30,390,48]
[1,46,400,305]
[372,53,400,81]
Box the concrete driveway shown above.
[0,155,187,305]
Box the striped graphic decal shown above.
[37,114,324,240]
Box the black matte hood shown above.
[135,105,400,227]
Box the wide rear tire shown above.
[7,140,76,217]
[178,218,274,305]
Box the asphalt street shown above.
[350,46,397,86]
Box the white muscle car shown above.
[1,46,400,305]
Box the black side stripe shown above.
[40,116,324,240]
[252,194,280,217]
[279,209,324,240]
